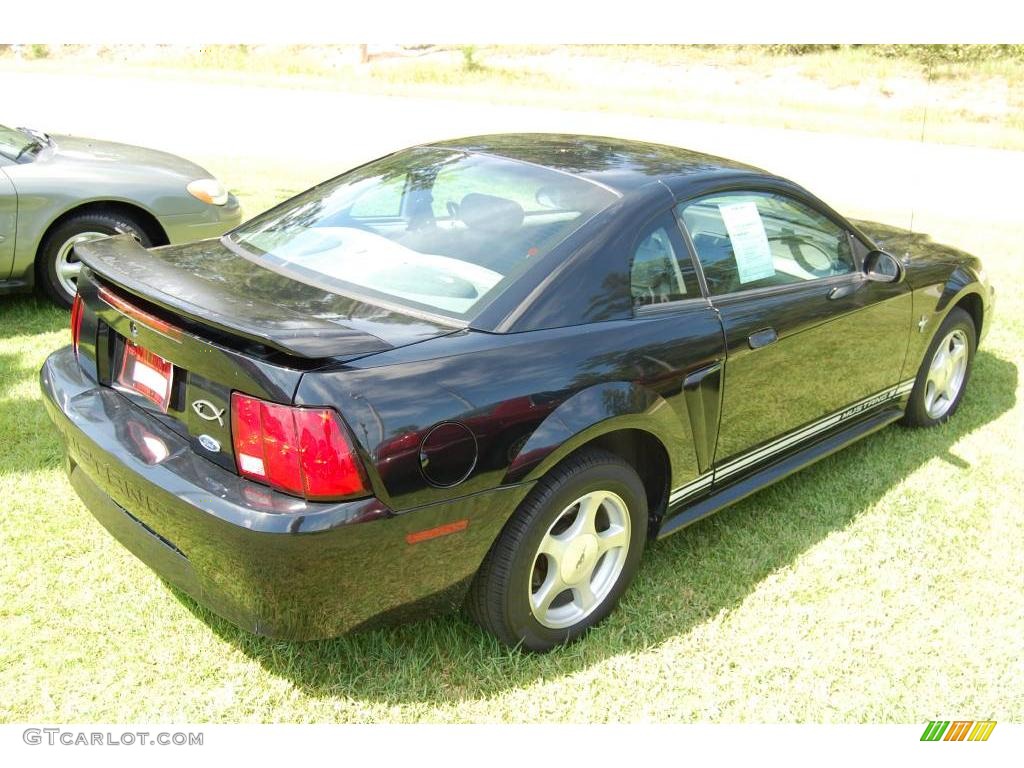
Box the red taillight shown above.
[70,293,84,358]
[230,392,369,501]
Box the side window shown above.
[677,192,855,296]
[630,212,700,308]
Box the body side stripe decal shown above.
[668,379,914,502]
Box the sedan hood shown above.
[75,235,459,360]
[38,134,211,180]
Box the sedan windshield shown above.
[0,124,39,161]
[227,148,618,319]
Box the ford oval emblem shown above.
[197,434,221,453]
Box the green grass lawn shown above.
[1,159,1021,723]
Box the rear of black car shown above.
[39,237,521,639]
[40,144,627,639]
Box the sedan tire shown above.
[38,211,152,307]
[903,307,976,427]
[467,449,647,651]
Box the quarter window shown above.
[678,192,855,296]
[630,213,700,308]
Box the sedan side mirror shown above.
[864,250,905,283]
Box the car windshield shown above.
[226,147,618,320]
[0,124,39,161]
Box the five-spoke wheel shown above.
[904,307,976,427]
[468,449,647,651]
[923,328,970,420]
[529,490,631,629]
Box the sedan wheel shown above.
[54,232,107,300]
[37,211,152,307]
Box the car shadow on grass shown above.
[171,349,1016,706]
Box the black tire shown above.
[902,307,976,427]
[467,449,648,651]
[37,211,152,307]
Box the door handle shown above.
[748,327,778,349]
[828,280,865,300]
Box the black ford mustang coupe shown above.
[40,135,993,651]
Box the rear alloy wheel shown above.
[38,211,152,307]
[903,307,976,427]
[468,449,647,651]
[529,490,632,630]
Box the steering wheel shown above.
[770,234,836,277]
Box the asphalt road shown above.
[7,69,1023,229]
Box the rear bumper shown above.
[40,346,527,640]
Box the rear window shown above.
[227,148,617,320]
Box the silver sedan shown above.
[0,123,242,306]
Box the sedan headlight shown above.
[187,178,229,206]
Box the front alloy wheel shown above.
[923,328,970,420]
[37,211,152,307]
[53,231,107,300]
[903,307,976,428]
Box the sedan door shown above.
[676,189,912,479]
[0,168,15,279]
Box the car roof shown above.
[425,133,772,195]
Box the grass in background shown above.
[0,155,1021,722]
[4,44,1023,151]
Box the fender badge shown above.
[192,399,225,426]
[197,434,221,453]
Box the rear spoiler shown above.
[75,235,393,359]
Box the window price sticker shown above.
[719,201,775,283]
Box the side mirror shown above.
[864,250,905,283]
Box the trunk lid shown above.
[76,234,458,359]
[72,235,457,475]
